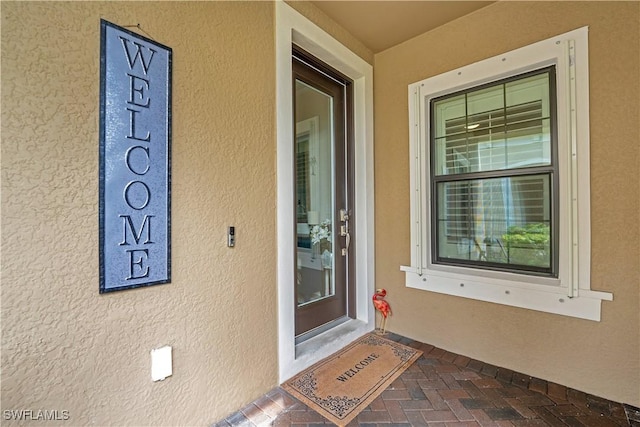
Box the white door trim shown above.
[276,1,375,383]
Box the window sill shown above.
[401,266,612,321]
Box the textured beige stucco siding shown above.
[374,1,640,405]
[1,1,372,424]
[1,2,278,425]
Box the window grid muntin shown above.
[429,66,559,277]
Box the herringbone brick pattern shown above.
[214,334,632,426]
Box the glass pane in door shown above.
[295,79,335,307]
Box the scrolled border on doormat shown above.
[282,333,422,426]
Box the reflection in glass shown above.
[433,70,551,176]
[437,174,551,270]
[295,79,335,306]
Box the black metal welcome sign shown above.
[99,20,172,293]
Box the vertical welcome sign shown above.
[99,20,172,293]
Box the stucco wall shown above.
[3,0,639,424]
[285,0,373,65]
[374,1,640,405]
[1,2,278,425]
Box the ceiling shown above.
[310,1,494,53]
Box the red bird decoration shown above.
[372,289,392,334]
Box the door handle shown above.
[341,231,350,256]
[340,209,350,256]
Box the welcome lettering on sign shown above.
[99,20,172,293]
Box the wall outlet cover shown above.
[151,345,172,381]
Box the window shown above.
[432,67,556,276]
[402,27,612,321]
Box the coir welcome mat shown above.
[282,333,422,426]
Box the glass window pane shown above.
[295,79,336,306]
[433,94,465,138]
[436,174,551,271]
[506,118,551,168]
[505,73,551,168]
[435,134,473,175]
[437,180,477,261]
[434,136,447,175]
[433,69,552,176]
[472,129,506,173]
[467,85,504,126]
[506,72,550,115]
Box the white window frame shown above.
[402,27,612,321]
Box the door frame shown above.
[276,2,375,383]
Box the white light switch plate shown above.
[151,346,172,381]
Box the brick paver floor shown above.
[214,334,634,426]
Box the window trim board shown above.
[402,264,611,321]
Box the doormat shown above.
[282,333,422,426]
